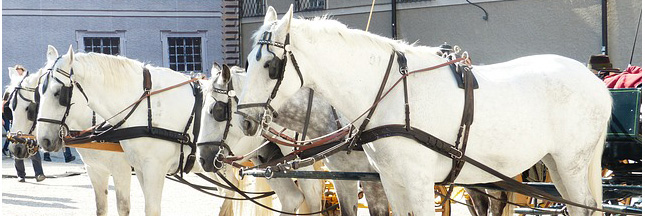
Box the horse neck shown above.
[71,56,145,123]
[274,88,338,138]
[292,31,445,125]
[66,88,95,131]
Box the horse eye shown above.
[263,61,270,68]
[54,90,60,96]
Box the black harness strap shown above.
[396,51,412,131]
[301,88,315,141]
[215,171,339,215]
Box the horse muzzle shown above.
[40,137,62,152]
[9,143,29,159]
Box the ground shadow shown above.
[2,193,77,209]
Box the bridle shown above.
[236,30,304,134]
[7,71,41,157]
[9,71,38,124]
[196,81,237,169]
[36,57,89,140]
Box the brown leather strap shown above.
[349,52,396,150]
[443,64,476,185]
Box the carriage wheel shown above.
[435,185,451,216]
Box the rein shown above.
[72,76,200,137]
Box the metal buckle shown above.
[58,125,70,140]
[449,147,463,159]
[261,108,273,128]
[214,147,226,170]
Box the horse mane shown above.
[73,52,184,88]
[252,16,441,55]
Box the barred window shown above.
[167,37,203,72]
[295,0,325,12]
[242,0,265,17]
[83,37,120,55]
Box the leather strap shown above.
[349,51,396,151]
[301,88,315,142]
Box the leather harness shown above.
[57,67,202,175]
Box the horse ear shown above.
[212,61,221,71]
[8,67,18,80]
[221,64,231,84]
[66,45,75,63]
[264,6,278,24]
[47,45,59,62]
[276,5,293,35]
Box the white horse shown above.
[36,46,204,216]
[199,64,390,215]
[198,64,323,215]
[235,6,612,216]
[7,52,132,216]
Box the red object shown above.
[604,66,642,88]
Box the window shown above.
[242,0,265,17]
[168,37,202,72]
[76,30,126,56]
[83,37,120,55]
[161,31,208,73]
[295,0,325,12]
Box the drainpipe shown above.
[392,0,397,39]
[601,0,608,55]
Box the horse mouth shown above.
[41,137,63,152]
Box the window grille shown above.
[295,0,325,12]
[241,0,265,17]
[167,37,203,72]
[83,37,120,55]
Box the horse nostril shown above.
[12,145,25,158]
[243,119,255,135]
[243,120,252,131]
[42,139,51,148]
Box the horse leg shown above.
[266,178,304,215]
[137,163,166,216]
[112,163,132,216]
[331,180,359,216]
[465,188,489,216]
[325,153,360,216]
[86,166,110,216]
[364,139,438,215]
[544,153,598,216]
[296,166,323,215]
[487,190,507,216]
[362,179,389,216]
[217,168,237,216]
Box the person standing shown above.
[43,148,76,162]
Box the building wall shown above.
[240,0,641,71]
[3,0,222,89]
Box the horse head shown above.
[198,63,252,172]
[237,5,306,138]
[6,64,45,159]
[36,45,76,152]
